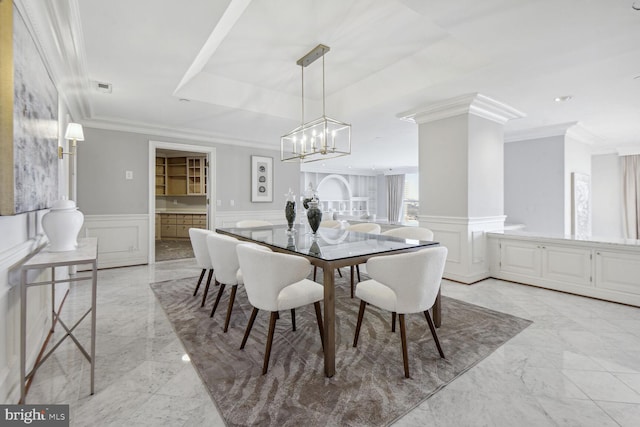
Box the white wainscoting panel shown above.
[419,215,506,284]
[0,239,52,404]
[81,215,149,269]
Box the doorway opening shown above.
[148,141,216,263]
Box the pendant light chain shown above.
[301,64,305,127]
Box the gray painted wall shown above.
[504,136,565,233]
[77,128,300,215]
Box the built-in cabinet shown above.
[156,156,207,196]
[498,240,592,286]
[157,213,207,239]
[489,232,640,307]
[155,157,167,195]
[303,171,377,219]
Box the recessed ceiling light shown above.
[554,95,573,102]
[633,1,640,11]
[179,98,190,102]
[634,74,640,80]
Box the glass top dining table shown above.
[216,223,441,377]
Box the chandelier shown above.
[281,44,351,163]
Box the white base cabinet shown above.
[489,232,640,307]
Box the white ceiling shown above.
[64,0,640,171]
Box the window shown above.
[403,173,419,224]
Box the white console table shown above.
[487,231,640,307]
[19,237,98,403]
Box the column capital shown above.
[399,93,526,125]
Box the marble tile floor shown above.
[24,258,640,426]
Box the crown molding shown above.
[565,123,604,146]
[300,164,380,176]
[81,116,279,152]
[505,121,578,142]
[398,93,526,125]
[616,146,640,156]
[505,121,604,146]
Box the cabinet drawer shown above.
[176,225,190,238]
[161,224,177,237]
[177,216,192,225]
[163,214,177,225]
[192,218,207,226]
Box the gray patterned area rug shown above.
[150,273,531,427]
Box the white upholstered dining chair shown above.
[352,246,448,378]
[206,233,245,332]
[382,226,434,241]
[188,228,215,307]
[320,219,343,229]
[346,222,382,297]
[236,243,325,375]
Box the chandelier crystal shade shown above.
[281,44,351,163]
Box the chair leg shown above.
[314,302,324,350]
[240,307,259,349]
[313,266,317,281]
[356,264,361,282]
[223,285,238,332]
[353,300,367,347]
[262,312,278,375]
[424,310,445,358]
[350,266,355,298]
[291,309,296,332]
[193,269,206,296]
[209,282,226,318]
[392,312,396,332]
[337,268,342,278]
[200,269,214,307]
[399,314,410,378]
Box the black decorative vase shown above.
[307,199,322,234]
[285,201,296,231]
[284,188,296,231]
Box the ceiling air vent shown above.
[92,81,112,94]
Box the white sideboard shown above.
[487,231,640,307]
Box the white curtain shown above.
[386,174,405,224]
[622,155,640,239]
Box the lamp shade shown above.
[64,122,85,141]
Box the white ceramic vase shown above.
[42,200,84,252]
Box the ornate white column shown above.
[400,93,525,283]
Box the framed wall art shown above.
[0,1,59,215]
[251,155,273,202]
[571,172,591,238]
